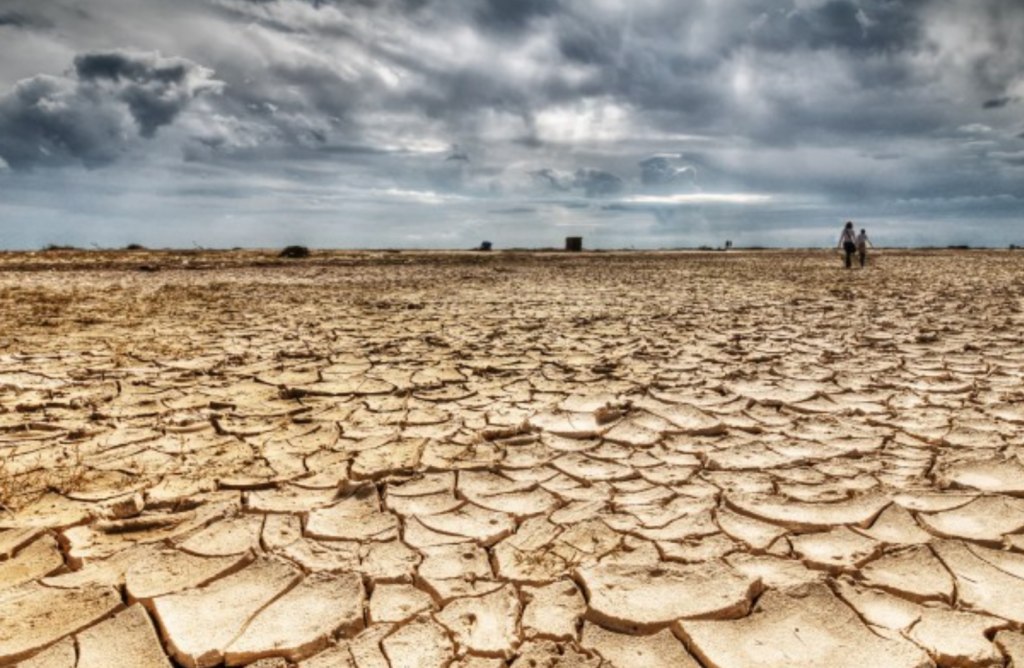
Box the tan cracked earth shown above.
[2,248,1024,668]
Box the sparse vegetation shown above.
[0,442,87,511]
[280,245,311,258]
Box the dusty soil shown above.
[2,248,1024,667]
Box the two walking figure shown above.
[839,221,871,268]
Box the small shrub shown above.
[279,245,311,258]
[124,243,147,251]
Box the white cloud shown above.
[620,193,772,205]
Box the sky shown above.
[0,0,1022,250]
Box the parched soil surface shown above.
[2,248,1024,668]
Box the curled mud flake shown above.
[908,607,1008,668]
[789,526,882,573]
[725,552,826,589]
[937,458,1024,495]
[834,579,923,632]
[125,548,254,604]
[293,642,356,668]
[368,583,435,624]
[306,493,400,542]
[860,545,955,603]
[224,571,366,665]
[150,557,301,668]
[416,503,515,546]
[855,503,934,546]
[436,585,522,659]
[247,484,341,514]
[508,640,601,668]
[381,616,455,668]
[177,514,262,557]
[11,636,77,668]
[994,631,1024,667]
[350,438,425,481]
[346,623,393,668]
[715,507,788,551]
[677,583,931,668]
[723,491,891,532]
[0,583,122,666]
[521,579,586,641]
[917,495,1024,545]
[75,604,172,668]
[933,540,1024,624]
[0,527,46,560]
[575,560,760,633]
[581,622,701,668]
[0,534,64,592]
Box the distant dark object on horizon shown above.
[42,244,80,252]
[279,245,311,258]
[124,243,147,251]
[479,241,493,251]
[946,245,970,250]
[565,237,583,252]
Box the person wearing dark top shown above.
[838,221,856,269]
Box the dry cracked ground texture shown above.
[2,249,1024,668]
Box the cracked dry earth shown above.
[3,249,1024,668]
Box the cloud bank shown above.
[0,0,1022,248]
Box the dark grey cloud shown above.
[0,49,221,169]
[639,155,696,188]
[531,167,625,198]
[472,0,560,32]
[751,0,924,54]
[74,52,216,137]
[0,75,127,169]
[531,168,573,192]
[991,151,1024,166]
[445,145,469,162]
[573,169,624,198]
[983,96,1014,109]
[556,17,621,66]
[0,12,30,27]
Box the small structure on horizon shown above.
[479,241,493,251]
[565,236,583,252]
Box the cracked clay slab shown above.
[676,583,933,668]
[575,560,760,632]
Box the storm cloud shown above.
[0,0,1022,248]
[0,50,221,169]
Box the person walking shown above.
[856,228,872,267]
[838,221,856,269]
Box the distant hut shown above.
[565,237,583,252]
